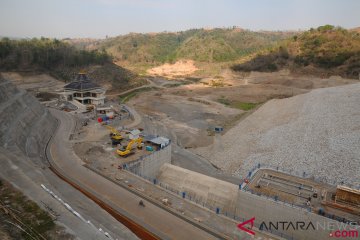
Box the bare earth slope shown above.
[194,83,360,186]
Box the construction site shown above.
[2,0,360,238]
[0,67,359,240]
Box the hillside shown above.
[91,28,294,66]
[232,25,360,79]
[0,38,145,90]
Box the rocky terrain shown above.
[194,83,360,187]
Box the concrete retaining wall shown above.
[157,163,238,215]
[125,144,171,179]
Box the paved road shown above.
[48,108,218,240]
[0,147,129,240]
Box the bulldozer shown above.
[106,126,123,145]
[117,138,143,157]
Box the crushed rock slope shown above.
[194,83,360,186]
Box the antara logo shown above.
[237,217,256,236]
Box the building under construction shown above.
[63,72,105,106]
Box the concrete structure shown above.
[63,73,105,106]
[148,136,170,148]
[156,162,356,240]
[335,186,360,206]
[125,143,171,179]
[157,163,238,214]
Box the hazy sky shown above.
[0,0,359,38]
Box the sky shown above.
[0,0,359,39]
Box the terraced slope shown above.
[0,74,56,161]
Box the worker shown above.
[139,200,145,207]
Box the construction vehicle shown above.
[117,138,143,157]
[105,126,123,145]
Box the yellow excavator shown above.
[117,138,143,157]
[106,126,123,144]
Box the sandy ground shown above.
[129,70,358,148]
[130,92,241,148]
[169,70,358,103]
[147,60,199,78]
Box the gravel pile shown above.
[194,83,360,187]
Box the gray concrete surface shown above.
[157,163,239,215]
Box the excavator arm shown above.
[106,126,123,140]
[116,137,143,157]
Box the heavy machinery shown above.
[106,126,123,145]
[117,138,143,157]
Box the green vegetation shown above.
[231,102,259,111]
[232,25,360,78]
[0,179,66,240]
[0,37,146,90]
[294,25,359,69]
[218,96,260,110]
[0,37,110,70]
[92,28,293,65]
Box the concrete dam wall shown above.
[0,74,57,162]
